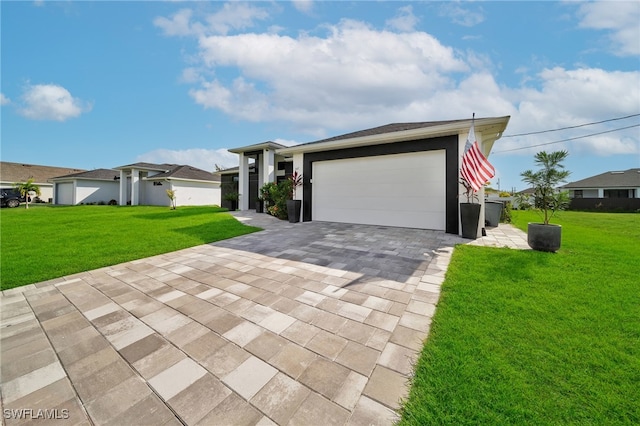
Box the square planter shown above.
[286,200,302,223]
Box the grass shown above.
[0,205,260,290]
[399,210,640,425]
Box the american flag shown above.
[461,119,495,192]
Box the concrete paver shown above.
[1,211,528,425]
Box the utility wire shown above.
[493,123,640,153]
[502,113,640,137]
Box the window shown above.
[574,190,583,198]
[604,189,629,198]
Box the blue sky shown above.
[2,0,639,192]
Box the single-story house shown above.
[51,169,120,205]
[51,162,221,207]
[563,168,640,199]
[0,161,86,203]
[227,116,510,236]
[562,168,640,211]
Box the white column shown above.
[119,170,127,205]
[131,169,140,206]
[598,188,604,198]
[238,153,249,210]
[263,149,275,185]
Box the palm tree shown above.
[14,178,41,209]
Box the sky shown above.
[2,0,639,192]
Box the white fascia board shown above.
[144,177,220,185]
[276,116,510,155]
[228,141,288,154]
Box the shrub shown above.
[261,180,292,220]
[500,201,512,223]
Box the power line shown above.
[493,123,640,153]
[502,113,640,137]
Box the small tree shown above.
[520,150,571,225]
[166,189,177,210]
[14,178,41,209]
[288,171,303,199]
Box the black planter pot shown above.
[484,201,503,227]
[527,223,562,252]
[460,203,481,239]
[286,200,302,223]
[256,200,264,213]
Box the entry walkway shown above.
[1,213,528,425]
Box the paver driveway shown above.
[0,212,528,425]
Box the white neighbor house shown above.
[228,116,510,237]
[52,162,221,207]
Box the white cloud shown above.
[439,3,484,27]
[0,93,10,105]
[19,83,91,121]
[577,1,640,56]
[292,0,314,15]
[385,5,418,32]
[498,67,640,156]
[158,6,639,157]
[189,19,468,133]
[154,8,199,36]
[154,3,269,37]
[136,148,239,171]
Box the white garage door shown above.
[312,151,446,230]
[56,182,74,205]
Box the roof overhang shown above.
[276,116,511,156]
[228,141,288,155]
[143,176,220,184]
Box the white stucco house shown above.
[51,169,120,205]
[51,162,221,207]
[1,161,86,203]
[227,116,510,237]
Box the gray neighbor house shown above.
[563,168,640,211]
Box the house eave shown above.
[228,141,289,155]
[143,177,220,184]
[276,116,510,156]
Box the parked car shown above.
[0,188,27,208]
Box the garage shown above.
[232,116,511,236]
[312,151,446,230]
[55,182,74,205]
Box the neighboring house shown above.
[51,163,221,207]
[228,116,511,236]
[113,163,221,207]
[563,168,640,212]
[563,168,640,199]
[0,161,86,202]
[50,169,120,205]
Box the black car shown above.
[0,188,26,208]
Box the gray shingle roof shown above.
[1,162,86,184]
[51,169,119,181]
[563,168,640,189]
[144,165,220,182]
[300,120,467,146]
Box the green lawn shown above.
[0,205,260,290]
[399,210,640,425]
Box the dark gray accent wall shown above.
[302,135,460,234]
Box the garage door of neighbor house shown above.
[312,151,446,230]
[56,182,74,205]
